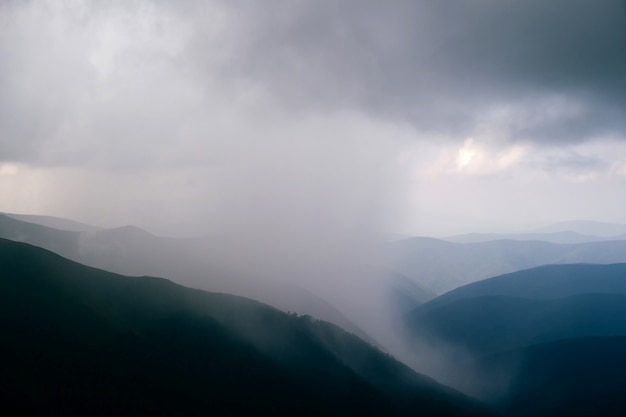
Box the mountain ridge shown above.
[0,237,492,417]
[0,213,372,341]
[387,236,626,294]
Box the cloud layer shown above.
[1,0,626,236]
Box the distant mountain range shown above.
[444,231,613,244]
[445,220,626,244]
[533,220,626,237]
[2,211,103,232]
[0,238,492,417]
[387,236,626,294]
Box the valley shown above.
[3,213,626,416]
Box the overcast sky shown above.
[2,0,626,237]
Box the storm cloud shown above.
[210,0,626,143]
[1,0,626,236]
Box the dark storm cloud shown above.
[531,151,610,177]
[209,0,626,143]
[2,0,626,167]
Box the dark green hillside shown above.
[406,263,626,356]
[424,263,626,310]
[408,293,626,355]
[498,336,626,417]
[0,239,491,417]
[404,263,626,416]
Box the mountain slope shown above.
[500,336,626,417]
[408,293,626,355]
[2,211,102,232]
[0,213,370,340]
[0,238,492,417]
[406,263,626,355]
[402,263,626,413]
[424,263,626,310]
[389,271,438,314]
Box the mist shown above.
[4,2,626,409]
[191,112,413,349]
[0,0,427,357]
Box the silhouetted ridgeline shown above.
[405,263,626,416]
[0,238,493,417]
[0,213,372,342]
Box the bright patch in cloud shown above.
[0,163,20,176]
[455,138,479,170]
[419,138,528,177]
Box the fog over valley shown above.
[2,1,626,416]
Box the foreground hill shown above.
[404,263,626,416]
[499,336,626,417]
[0,238,492,417]
[406,263,626,356]
[409,293,626,355]
[387,237,626,293]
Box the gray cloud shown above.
[0,0,413,346]
[2,0,626,168]
[2,0,626,239]
[531,150,610,177]
[205,0,626,143]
